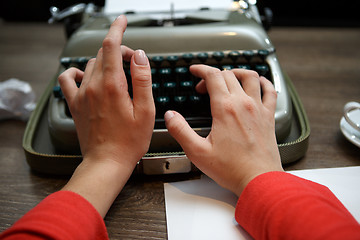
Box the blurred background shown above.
[0,0,359,27]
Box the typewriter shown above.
[47,1,293,174]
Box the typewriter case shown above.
[23,7,310,175]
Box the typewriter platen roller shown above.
[47,2,293,173]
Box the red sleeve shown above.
[235,171,360,240]
[0,191,108,240]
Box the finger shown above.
[232,69,261,100]
[81,57,96,86]
[58,68,84,103]
[195,79,207,94]
[102,15,127,77]
[91,48,103,78]
[260,77,277,112]
[222,70,243,95]
[130,50,155,118]
[121,45,135,62]
[164,111,207,155]
[190,65,228,98]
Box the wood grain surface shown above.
[0,22,359,239]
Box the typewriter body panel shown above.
[48,5,293,173]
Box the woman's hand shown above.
[59,16,154,168]
[165,65,283,196]
[58,15,155,217]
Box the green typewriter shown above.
[23,0,310,175]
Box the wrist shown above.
[62,157,136,218]
[81,153,138,175]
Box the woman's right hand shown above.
[165,65,283,196]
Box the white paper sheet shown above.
[104,0,233,14]
[164,176,252,240]
[164,166,360,239]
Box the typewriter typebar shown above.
[48,6,293,173]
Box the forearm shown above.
[0,191,108,239]
[62,158,136,218]
[235,172,360,240]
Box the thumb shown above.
[164,111,206,155]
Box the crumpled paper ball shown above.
[0,78,36,121]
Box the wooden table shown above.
[0,22,359,239]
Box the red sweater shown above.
[0,191,108,240]
[1,172,359,239]
[236,171,360,239]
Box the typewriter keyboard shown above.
[54,49,272,129]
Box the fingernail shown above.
[115,15,124,21]
[114,15,120,23]
[164,111,175,121]
[134,49,148,66]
